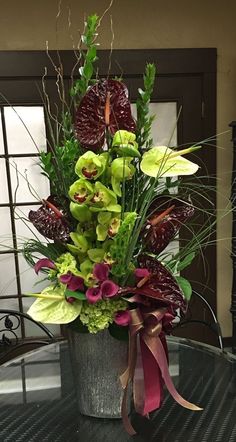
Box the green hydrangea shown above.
[80,298,128,333]
[55,252,80,276]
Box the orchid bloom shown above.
[69,179,94,204]
[112,130,140,158]
[75,151,107,180]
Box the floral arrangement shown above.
[23,14,205,433]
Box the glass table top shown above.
[0,337,235,442]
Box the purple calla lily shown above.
[93,263,109,281]
[86,286,102,304]
[34,258,56,275]
[114,310,131,326]
[100,280,119,298]
[59,273,85,291]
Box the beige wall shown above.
[0,0,236,336]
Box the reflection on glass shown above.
[4,106,47,154]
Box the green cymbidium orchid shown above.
[70,232,90,254]
[70,202,92,222]
[111,157,135,196]
[69,178,94,204]
[112,130,140,158]
[75,151,107,180]
[140,145,200,178]
[80,259,95,287]
[76,220,97,241]
[89,181,121,212]
[87,248,105,262]
[96,211,121,241]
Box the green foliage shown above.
[23,239,65,268]
[136,63,156,149]
[70,14,99,100]
[79,298,128,333]
[110,212,137,278]
[175,276,192,301]
[39,137,80,198]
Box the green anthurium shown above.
[112,130,140,158]
[70,232,89,253]
[140,145,200,178]
[111,157,135,196]
[70,202,92,222]
[87,248,105,262]
[89,181,118,211]
[69,179,94,204]
[27,285,82,324]
[75,151,107,180]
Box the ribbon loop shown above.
[120,306,202,435]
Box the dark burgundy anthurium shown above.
[141,197,194,255]
[119,254,187,314]
[75,79,136,150]
[28,196,71,243]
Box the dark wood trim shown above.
[230,120,236,354]
[0,48,216,78]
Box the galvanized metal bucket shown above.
[67,329,129,418]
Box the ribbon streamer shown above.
[120,307,202,435]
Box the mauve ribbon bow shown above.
[120,307,202,435]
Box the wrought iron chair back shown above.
[0,309,56,364]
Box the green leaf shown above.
[177,252,196,271]
[65,289,86,300]
[175,276,192,301]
